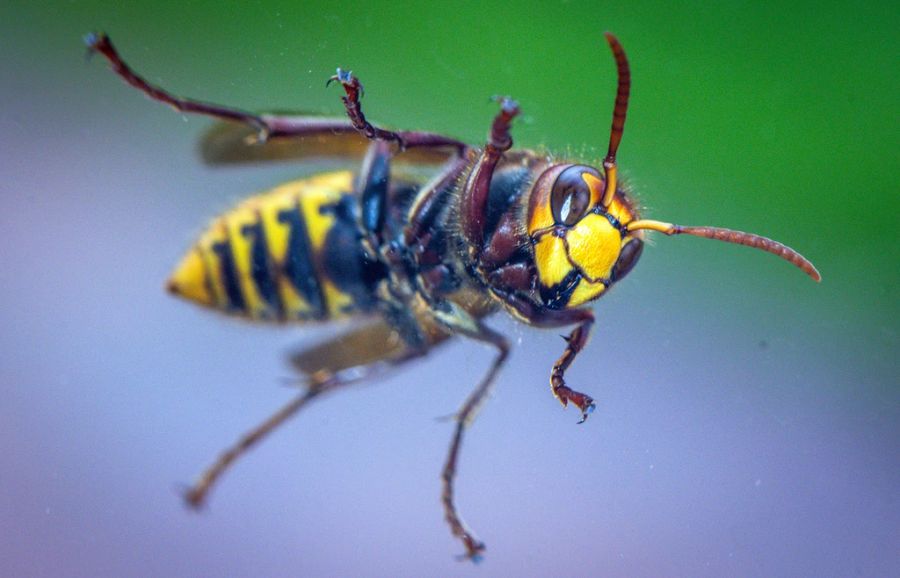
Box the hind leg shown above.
[183,321,447,508]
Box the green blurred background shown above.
[2,1,897,577]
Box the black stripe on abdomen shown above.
[241,216,283,319]
[211,230,246,313]
[278,200,326,319]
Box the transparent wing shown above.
[201,119,455,168]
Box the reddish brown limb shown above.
[328,68,468,152]
[184,388,318,508]
[440,321,509,561]
[496,295,600,423]
[87,33,268,135]
[459,97,520,248]
[328,69,401,145]
[497,303,598,422]
[550,314,597,423]
[496,293,596,423]
[85,33,464,149]
[184,323,435,509]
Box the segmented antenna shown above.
[626,220,822,281]
[603,32,630,164]
[600,32,631,208]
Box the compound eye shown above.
[550,166,593,226]
[611,238,644,282]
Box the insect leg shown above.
[184,389,317,508]
[183,321,446,509]
[429,302,510,560]
[459,97,520,249]
[550,315,597,423]
[328,69,469,153]
[356,141,392,249]
[356,140,467,249]
[403,155,472,246]
[496,295,599,422]
[86,33,460,152]
[85,33,355,141]
[354,139,471,284]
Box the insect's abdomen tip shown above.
[167,248,215,307]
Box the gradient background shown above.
[2,2,897,577]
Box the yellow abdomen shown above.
[167,171,372,322]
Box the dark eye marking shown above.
[550,166,595,226]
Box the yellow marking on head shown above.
[166,247,214,307]
[568,278,607,308]
[600,162,617,208]
[534,234,573,288]
[565,213,622,281]
[607,195,637,225]
[581,172,605,207]
[528,201,555,235]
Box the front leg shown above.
[328,69,468,152]
[550,315,596,423]
[459,97,520,249]
[501,296,598,422]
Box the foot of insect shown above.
[327,68,364,100]
[552,381,596,424]
[182,485,207,510]
[458,536,486,563]
[327,68,407,148]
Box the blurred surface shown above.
[1,1,897,577]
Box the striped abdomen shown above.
[167,171,382,321]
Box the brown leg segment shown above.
[183,323,436,509]
[86,33,465,150]
[550,315,597,423]
[85,33,270,133]
[459,97,520,249]
[439,321,510,561]
[328,69,403,147]
[499,296,599,422]
[184,388,318,508]
[86,33,350,141]
[328,68,468,152]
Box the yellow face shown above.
[527,165,641,308]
